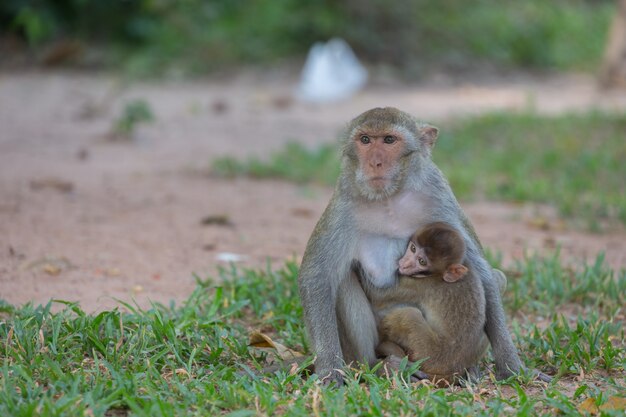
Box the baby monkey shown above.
[368,222,498,384]
[398,222,469,283]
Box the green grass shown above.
[1,255,625,416]
[213,110,626,229]
[436,111,626,229]
[213,142,341,186]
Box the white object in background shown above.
[216,252,246,263]
[296,38,368,103]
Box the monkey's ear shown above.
[443,264,468,283]
[418,125,439,148]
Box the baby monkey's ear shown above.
[443,264,468,283]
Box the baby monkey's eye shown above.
[383,135,396,144]
[410,243,416,253]
[418,257,427,266]
[360,135,371,144]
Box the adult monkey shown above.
[298,107,522,385]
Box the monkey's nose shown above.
[369,160,383,169]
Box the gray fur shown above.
[298,107,523,384]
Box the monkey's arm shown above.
[298,202,355,385]
[298,268,344,384]
[487,267,553,382]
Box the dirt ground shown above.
[1,70,625,312]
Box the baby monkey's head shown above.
[398,222,468,283]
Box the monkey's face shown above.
[352,129,408,196]
[398,240,431,277]
[342,108,438,200]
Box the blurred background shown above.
[1,0,625,310]
[0,0,623,79]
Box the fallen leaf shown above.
[600,396,626,412]
[272,95,293,110]
[76,148,89,160]
[105,268,122,277]
[291,207,314,218]
[43,264,61,276]
[41,40,83,66]
[211,99,229,114]
[577,397,599,415]
[30,178,74,193]
[200,214,233,227]
[22,257,72,275]
[249,331,303,361]
[202,243,216,251]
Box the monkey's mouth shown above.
[398,269,431,277]
[398,266,431,277]
[367,176,389,188]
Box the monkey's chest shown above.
[354,190,429,237]
[357,235,406,288]
[354,190,430,288]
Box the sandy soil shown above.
[1,70,625,312]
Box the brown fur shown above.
[368,223,489,383]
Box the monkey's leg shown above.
[376,340,406,358]
[379,307,442,366]
[336,272,378,367]
[380,307,440,350]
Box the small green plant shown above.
[113,99,154,138]
[213,142,340,185]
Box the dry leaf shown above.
[600,396,626,412]
[23,257,72,273]
[104,268,121,277]
[528,216,550,230]
[30,178,74,193]
[200,214,233,227]
[249,331,303,361]
[291,207,314,218]
[43,263,62,276]
[577,397,599,415]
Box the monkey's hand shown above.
[318,368,345,387]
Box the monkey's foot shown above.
[318,368,345,387]
[379,355,429,382]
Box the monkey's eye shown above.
[383,135,396,144]
[410,243,416,253]
[418,257,427,266]
[360,135,371,144]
